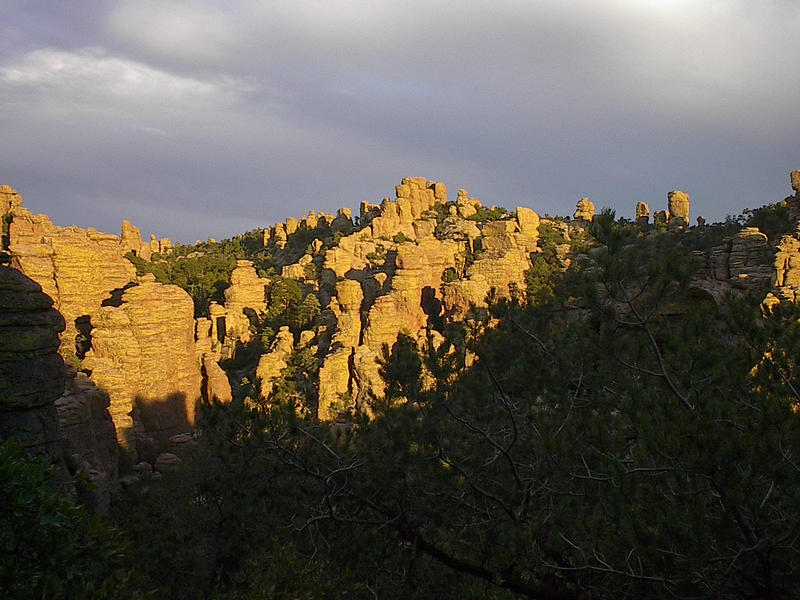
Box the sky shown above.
[1,0,799,243]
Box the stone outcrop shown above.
[317,280,364,418]
[222,260,268,346]
[368,177,442,240]
[256,326,294,399]
[696,227,775,301]
[201,353,233,404]
[0,265,66,459]
[636,202,650,226]
[55,368,119,511]
[83,274,201,459]
[1,186,148,358]
[121,220,152,261]
[667,190,690,228]
[772,224,800,303]
[269,179,541,414]
[786,171,800,222]
[573,197,595,222]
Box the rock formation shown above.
[0,265,66,460]
[786,171,800,221]
[667,190,690,228]
[636,202,650,226]
[202,354,233,404]
[83,274,202,460]
[55,367,119,511]
[1,186,142,358]
[573,197,595,222]
[295,179,540,413]
[256,326,294,399]
[695,227,775,301]
[222,260,268,347]
[771,223,800,303]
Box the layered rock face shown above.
[695,228,774,301]
[771,223,800,304]
[2,187,137,358]
[83,274,202,459]
[0,265,66,459]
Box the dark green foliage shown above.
[1,214,12,250]
[467,205,513,221]
[392,231,409,244]
[112,211,800,599]
[426,200,457,224]
[524,221,568,305]
[124,230,268,317]
[0,440,147,599]
[126,247,237,317]
[377,331,423,409]
[442,266,459,283]
[267,345,320,414]
[739,201,793,242]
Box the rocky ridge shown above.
[2,186,207,469]
[4,173,800,485]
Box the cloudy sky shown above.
[1,1,799,242]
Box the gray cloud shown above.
[1,0,798,241]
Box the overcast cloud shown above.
[1,0,798,242]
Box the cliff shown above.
[83,274,201,460]
[4,172,800,440]
[0,265,66,459]
[2,187,208,466]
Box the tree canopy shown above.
[109,214,800,599]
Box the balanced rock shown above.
[667,190,690,221]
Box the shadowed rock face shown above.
[0,265,66,460]
[55,367,119,511]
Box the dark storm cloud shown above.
[1,0,799,241]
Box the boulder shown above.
[667,190,690,221]
[573,197,595,221]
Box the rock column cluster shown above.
[83,274,202,459]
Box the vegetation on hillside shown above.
[103,208,800,599]
[0,440,148,600]
[11,198,800,598]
